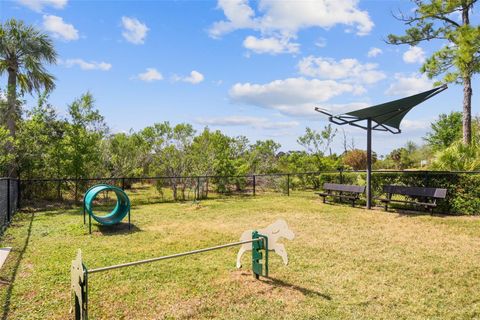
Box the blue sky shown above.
[1,0,478,155]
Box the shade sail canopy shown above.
[314,84,447,210]
[315,85,447,133]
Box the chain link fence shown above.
[16,170,480,214]
[0,178,20,235]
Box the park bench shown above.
[315,183,365,207]
[375,185,447,213]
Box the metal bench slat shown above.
[382,185,447,199]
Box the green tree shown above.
[64,93,107,178]
[145,122,195,200]
[431,115,480,170]
[17,92,66,178]
[425,112,463,150]
[387,0,480,145]
[0,126,15,175]
[190,128,222,177]
[387,147,415,170]
[0,19,57,175]
[297,125,337,170]
[248,140,281,174]
[102,131,149,178]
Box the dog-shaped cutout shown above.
[236,219,295,268]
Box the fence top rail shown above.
[88,238,263,274]
[18,170,480,182]
[0,177,19,181]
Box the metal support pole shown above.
[121,177,125,190]
[89,214,92,234]
[128,208,131,230]
[366,118,372,209]
[253,175,256,196]
[287,174,290,196]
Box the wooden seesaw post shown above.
[71,233,269,320]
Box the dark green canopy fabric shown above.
[315,85,447,133]
[345,85,447,131]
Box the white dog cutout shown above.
[236,219,295,269]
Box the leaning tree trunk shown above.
[6,68,18,177]
[463,75,472,145]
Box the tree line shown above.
[2,88,478,180]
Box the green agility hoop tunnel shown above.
[83,184,131,233]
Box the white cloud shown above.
[196,115,299,130]
[297,56,386,84]
[62,59,112,71]
[243,35,299,55]
[42,15,78,41]
[229,77,363,116]
[385,73,434,96]
[173,70,205,84]
[367,47,382,57]
[403,46,425,64]
[136,68,163,82]
[18,0,67,12]
[209,0,374,39]
[317,102,370,115]
[209,0,258,38]
[121,16,149,45]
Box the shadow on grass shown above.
[94,222,142,236]
[264,277,332,300]
[318,199,456,217]
[1,212,34,320]
[392,208,453,218]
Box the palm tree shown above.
[0,19,57,176]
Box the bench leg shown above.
[322,196,326,204]
[351,199,355,207]
[384,203,388,211]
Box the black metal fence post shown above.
[7,178,11,222]
[57,180,61,200]
[253,175,256,196]
[196,176,200,200]
[424,171,429,187]
[122,177,126,190]
[74,179,78,203]
[205,176,209,198]
[17,178,21,209]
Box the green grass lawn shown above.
[1,190,480,319]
